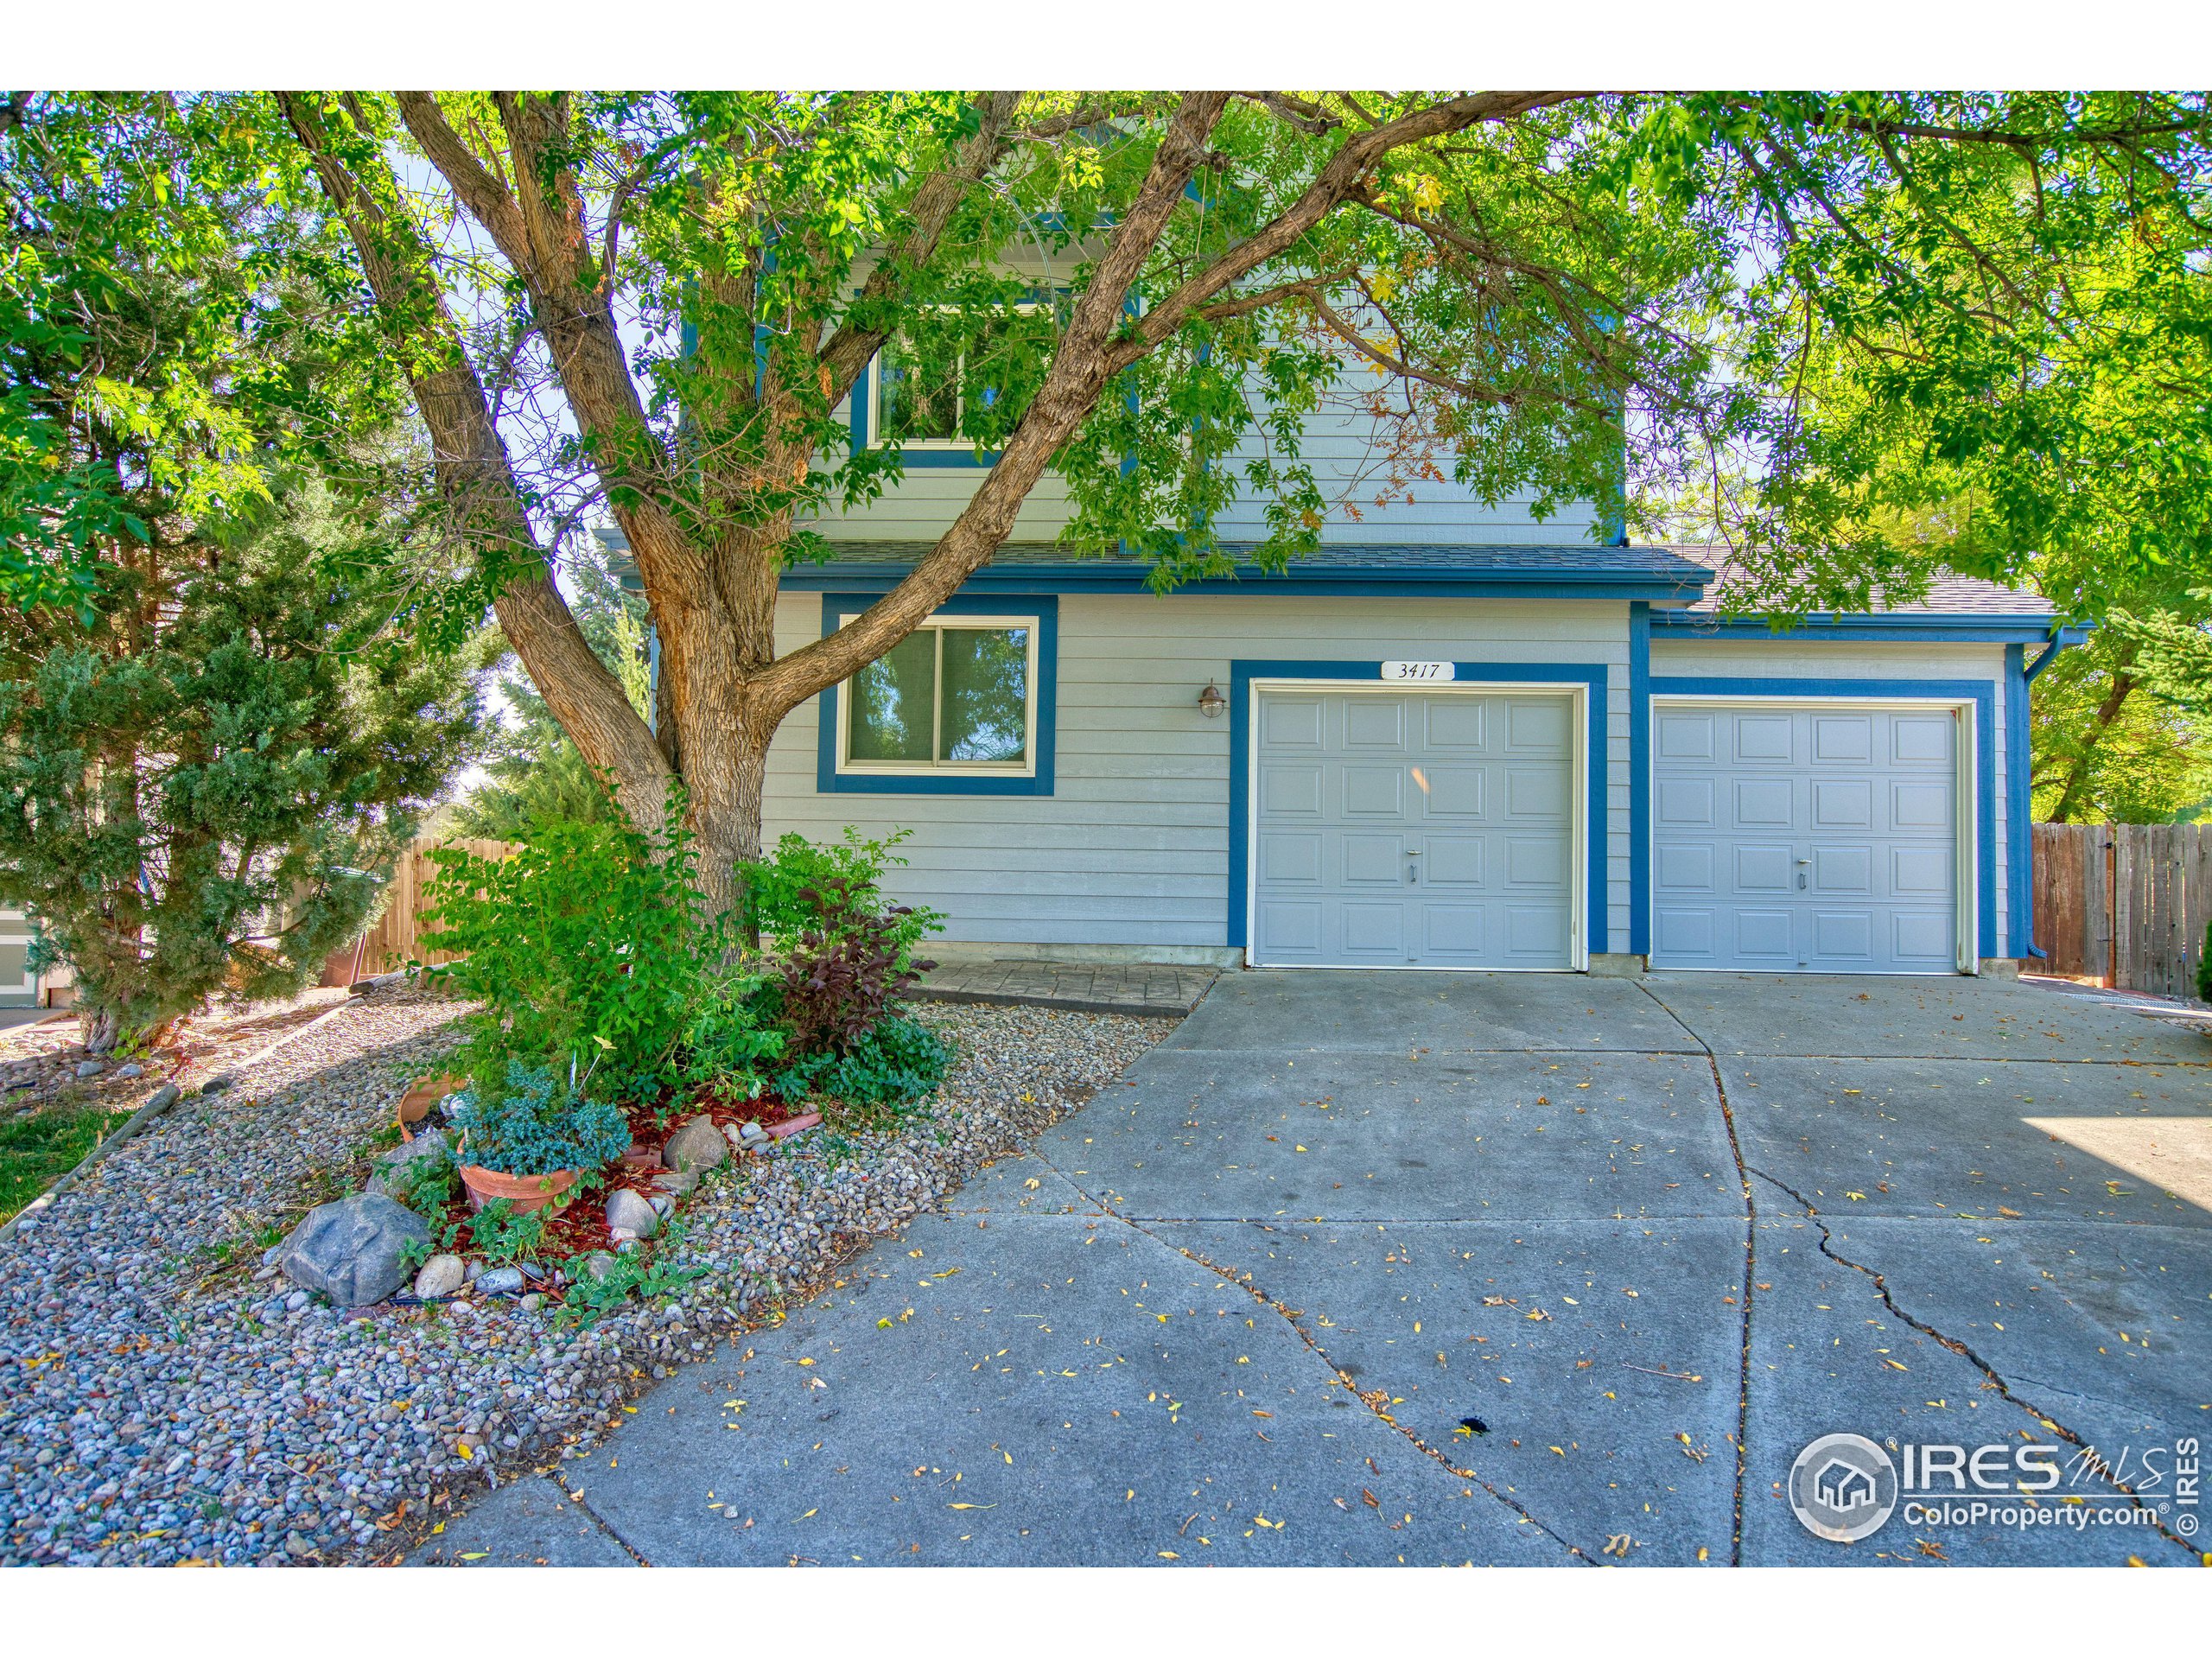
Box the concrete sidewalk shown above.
[417,971,2212,1567]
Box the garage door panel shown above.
[1891,780,1950,830]
[1892,717,1952,763]
[1812,779,1872,828]
[1734,844,1795,893]
[1341,766,1405,817]
[1732,908,1795,958]
[1340,834,1405,886]
[1651,702,1960,974]
[1419,766,1485,818]
[1424,699,1488,749]
[1263,697,1324,747]
[1344,698,1407,748]
[1254,689,1573,969]
[1260,833,1322,886]
[1425,836,1487,887]
[1813,715,1872,762]
[1262,763,1323,816]
[1814,845,1873,893]
[1732,778,1793,827]
[1425,906,1486,956]
[1658,777,1716,826]
[1656,842,1716,893]
[1258,900,1323,955]
[1734,715,1796,762]
[1341,903,1407,956]
[1813,910,1874,959]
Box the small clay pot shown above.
[457,1163,579,1215]
[397,1073,467,1137]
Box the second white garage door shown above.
[1650,701,1964,973]
[1251,688,1577,969]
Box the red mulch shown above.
[416,1082,819,1270]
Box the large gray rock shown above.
[276,1194,432,1307]
[661,1116,728,1175]
[604,1187,659,1240]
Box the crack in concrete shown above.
[1024,1145,1592,1564]
[1748,1166,2197,1560]
[1632,983,1758,1568]
[566,1483,653,1567]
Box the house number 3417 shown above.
[1382,661,1455,682]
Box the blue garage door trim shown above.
[1646,677,1997,963]
[1230,661,1609,959]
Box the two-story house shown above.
[609,330,2074,980]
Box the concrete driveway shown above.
[420,973,2212,1567]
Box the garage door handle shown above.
[1796,872,1807,889]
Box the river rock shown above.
[275,1193,432,1307]
[661,1116,728,1174]
[199,1073,238,1096]
[605,1188,659,1239]
[473,1266,524,1295]
[574,1251,620,1284]
[412,1253,466,1299]
[112,1061,144,1081]
[74,1060,105,1080]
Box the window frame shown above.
[815,593,1058,797]
[852,301,1056,468]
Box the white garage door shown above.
[1650,702,1962,973]
[1252,688,1576,969]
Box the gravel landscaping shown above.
[0,988,1164,1566]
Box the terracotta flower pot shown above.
[397,1073,467,1137]
[457,1163,580,1215]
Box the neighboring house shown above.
[0,906,58,1007]
[607,337,2076,979]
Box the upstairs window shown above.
[869,306,1055,452]
[838,614,1037,774]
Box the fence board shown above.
[2033,821,2212,999]
[321,836,516,984]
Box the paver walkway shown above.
[915,958,1216,1018]
[419,971,2212,1567]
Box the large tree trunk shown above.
[2048,669,2136,823]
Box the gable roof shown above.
[1657,543,2053,617]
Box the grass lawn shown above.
[0,1094,137,1225]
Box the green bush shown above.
[745,827,942,962]
[773,1014,951,1115]
[424,792,720,1100]
[682,969,787,1100]
[450,1061,632,1178]
[2199,920,2212,1002]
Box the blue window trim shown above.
[1645,676,1999,962]
[1628,601,1651,956]
[1227,660,1610,959]
[814,594,1058,796]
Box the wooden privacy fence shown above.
[2032,822,2212,998]
[321,836,516,985]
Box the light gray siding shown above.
[766,594,1633,952]
[1648,639,2014,957]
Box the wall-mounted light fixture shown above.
[1198,681,1226,718]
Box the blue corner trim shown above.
[1227,661,1611,960]
[1628,601,1651,957]
[814,593,1057,796]
[2005,643,2031,960]
[1647,676,1999,962]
